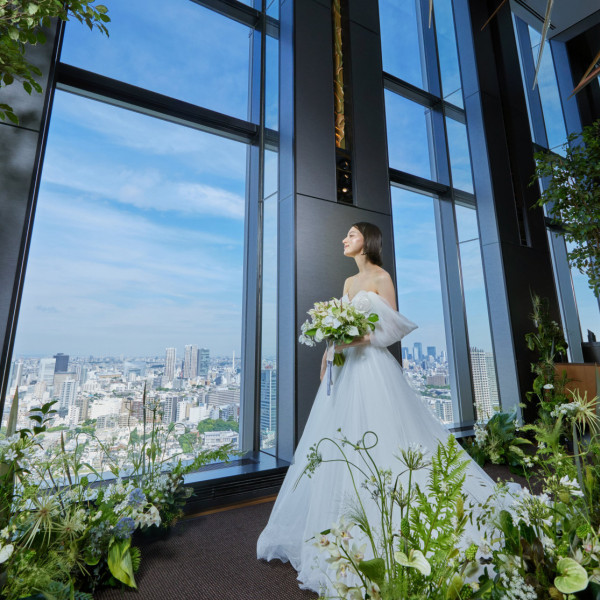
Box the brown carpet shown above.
[95,500,318,600]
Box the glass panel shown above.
[60,0,252,121]
[4,91,247,460]
[455,204,500,420]
[391,188,454,425]
[266,34,279,131]
[379,0,427,90]
[260,152,278,452]
[567,242,600,341]
[446,118,474,193]
[385,91,436,180]
[266,0,279,19]
[528,26,568,152]
[433,0,463,107]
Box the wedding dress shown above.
[256,290,498,596]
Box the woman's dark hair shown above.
[350,222,383,266]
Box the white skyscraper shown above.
[39,358,56,386]
[165,348,177,382]
[11,361,23,388]
[59,379,78,412]
[470,347,493,421]
[183,345,198,379]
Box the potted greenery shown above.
[533,120,600,363]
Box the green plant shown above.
[0,392,236,598]
[298,431,484,600]
[533,119,600,299]
[0,0,110,123]
[464,411,531,471]
[525,293,569,420]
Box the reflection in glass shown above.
[4,91,247,459]
[433,0,463,107]
[266,34,279,131]
[385,91,435,180]
[391,188,453,425]
[446,118,474,193]
[527,26,567,152]
[260,153,278,451]
[455,204,499,420]
[567,242,600,341]
[60,0,252,120]
[379,0,426,89]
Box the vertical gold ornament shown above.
[333,0,345,149]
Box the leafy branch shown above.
[0,0,110,123]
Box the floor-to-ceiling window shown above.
[381,0,500,426]
[513,15,600,356]
[3,0,279,464]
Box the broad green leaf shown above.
[446,574,464,600]
[357,557,386,586]
[107,539,137,588]
[554,557,589,594]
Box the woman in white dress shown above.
[256,222,497,596]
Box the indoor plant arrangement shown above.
[302,413,600,600]
[0,392,234,598]
[532,120,600,301]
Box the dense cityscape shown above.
[2,340,499,469]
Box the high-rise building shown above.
[38,358,56,386]
[162,395,179,423]
[470,347,493,421]
[260,368,277,436]
[11,361,23,388]
[165,348,177,382]
[401,347,409,360]
[184,345,199,379]
[485,352,500,410]
[198,348,210,379]
[427,346,436,358]
[59,379,77,412]
[54,353,69,373]
[413,342,422,361]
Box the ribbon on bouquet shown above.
[326,340,335,396]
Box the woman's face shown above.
[343,227,364,258]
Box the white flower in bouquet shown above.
[298,297,379,367]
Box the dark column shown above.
[0,23,61,411]
[277,0,394,461]
[452,0,562,422]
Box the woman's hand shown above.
[334,334,371,352]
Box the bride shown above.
[256,222,498,596]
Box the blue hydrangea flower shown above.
[127,488,146,508]
[113,516,136,540]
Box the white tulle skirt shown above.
[256,344,497,596]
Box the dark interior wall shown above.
[278,0,395,459]
[567,23,600,128]
[0,23,60,408]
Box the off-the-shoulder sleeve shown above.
[369,297,418,347]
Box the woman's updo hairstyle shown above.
[351,222,383,267]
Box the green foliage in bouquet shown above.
[299,298,379,367]
[464,412,531,472]
[298,431,484,600]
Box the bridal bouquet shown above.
[299,297,378,394]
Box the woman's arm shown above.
[375,271,397,311]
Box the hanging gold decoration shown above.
[333,0,345,149]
